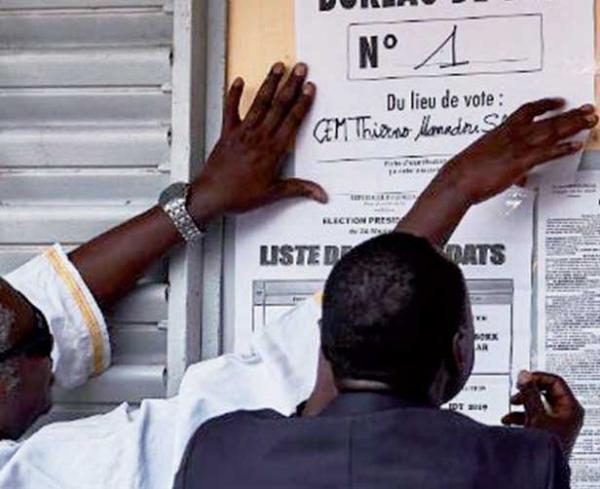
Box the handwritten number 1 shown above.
[414,25,470,71]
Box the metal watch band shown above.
[161,194,205,243]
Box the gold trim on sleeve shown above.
[45,248,105,376]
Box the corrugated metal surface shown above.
[0,10,172,48]
[0,127,170,168]
[0,0,174,416]
[0,1,167,8]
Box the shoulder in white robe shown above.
[0,247,321,489]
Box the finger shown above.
[276,83,316,147]
[262,63,308,135]
[528,372,579,407]
[506,98,566,125]
[510,391,526,405]
[501,412,526,426]
[527,141,584,170]
[518,382,546,422]
[528,106,598,145]
[223,77,244,131]
[267,178,329,204]
[243,62,286,128]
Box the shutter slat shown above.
[0,170,168,203]
[1,1,166,9]
[53,364,166,403]
[110,322,167,365]
[0,206,144,243]
[0,10,172,49]
[0,125,170,168]
[110,283,168,323]
[0,47,171,87]
[0,89,171,128]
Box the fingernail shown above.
[580,104,596,113]
[294,63,308,77]
[303,82,316,96]
[317,189,329,204]
[233,77,244,88]
[570,141,584,151]
[272,62,285,75]
[517,370,531,387]
[585,114,599,126]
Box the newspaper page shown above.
[538,172,600,488]
[234,188,534,425]
[294,0,595,189]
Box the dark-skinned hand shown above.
[188,62,327,226]
[502,371,585,459]
[396,98,598,246]
[438,99,598,205]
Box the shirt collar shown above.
[318,391,433,417]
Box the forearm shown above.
[68,175,228,309]
[68,207,182,309]
[395,172,472,247]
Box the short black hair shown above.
[321,233,468,402]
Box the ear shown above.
[451,331,466,375]
[428,332,472,406]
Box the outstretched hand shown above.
[188,62,328,226]
[441,98,598,205]
[397,99,598,246]
[502,371,584,459]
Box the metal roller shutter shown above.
[0,0,209,423]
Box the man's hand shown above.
[442,98,597,205]
[71,62,326,307]
[397,99,598,246]
[188,62,327,226]
[501,371,585,459]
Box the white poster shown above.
[234,188,535,426]
[231,0,595,430]
[294,0,595,190]
[538,172,600,488]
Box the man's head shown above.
[0,279,53,439]
[321,233,474,406]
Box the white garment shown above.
[5,245,111,389]
[0,249,322,489]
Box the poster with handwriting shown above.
[294,0,595,189]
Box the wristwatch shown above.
[158,182,205,243]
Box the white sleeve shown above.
[4,245,110,389]
[0,295,321,489]
[171,295,322,470]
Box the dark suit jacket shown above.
[174,392,570,489]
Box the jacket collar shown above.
[319,391,433,417]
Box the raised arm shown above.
[397,99,598,246]
[70,63,326,309]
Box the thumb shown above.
[501,412,526,427]
[268,179,329,204]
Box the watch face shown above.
[159,182,188,207]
